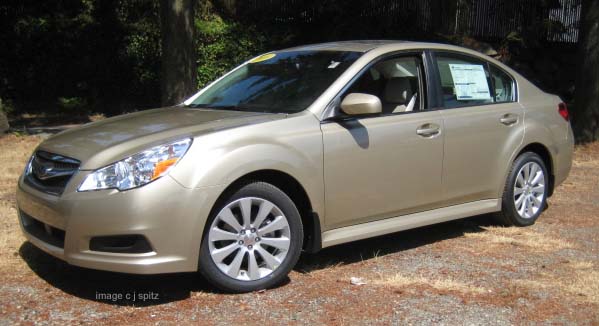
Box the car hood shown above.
[37,107,286,169]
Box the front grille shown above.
[20,210,65,248]
[24,151,80,196]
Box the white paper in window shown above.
[448,64,491,100]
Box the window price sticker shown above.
[449,64,491,100]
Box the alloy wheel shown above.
[513,162,545,219]
[208,197,291,281]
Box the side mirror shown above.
[340,93,382,115]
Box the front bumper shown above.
[16,171,224,274]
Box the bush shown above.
[195,12,268,88]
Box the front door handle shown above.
[500,114,519,126]
[416,123,441,137]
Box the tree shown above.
[573,0,599,142]
[0,99,9,134]
[160,0,197,106]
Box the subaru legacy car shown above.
[17,41,573,292]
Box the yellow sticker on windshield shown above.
[250,53,276,63]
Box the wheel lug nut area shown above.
[238,229,259,247]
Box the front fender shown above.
[169,113,325,218]
[179,143,317,188]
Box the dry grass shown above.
[376,273,488,295]
[89,113,106,122]
[572,142,599,166]
[566,269,599,304]
[514,260,599,304]
[464,226,573,251]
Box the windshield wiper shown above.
[186,103,219,109]
[187,104,266,112]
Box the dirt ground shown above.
[0,134,598,325]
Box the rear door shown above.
[432,51,524,205]
[321,53,445,230]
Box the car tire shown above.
[198,181,303,293]
[495,152,549,226]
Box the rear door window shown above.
[435,54,494,108]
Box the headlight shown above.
[23,155,34,175]
[78,138,192,191]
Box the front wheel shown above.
[199,182,303,293]
[496,152,549,226]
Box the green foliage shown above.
[57,97,88,113]
[0,97,14,115]
[0,0,161,115]
[116,0,162,100]
[195,14,267,88]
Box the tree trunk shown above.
[160,0,197,106]
[0,109,9,134]
[573,0,599,142]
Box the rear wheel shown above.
[199,182,303,293]
[496,152,549,226]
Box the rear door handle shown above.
[500,114,519,126]
[416,123,441,137]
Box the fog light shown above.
[89,235,153,254]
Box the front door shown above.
[321,54,445,230]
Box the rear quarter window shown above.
[490,65,516,103]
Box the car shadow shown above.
[294,213,496,273]
[18,213,496,306]
[337,119,370,149]
[18,242,224,306]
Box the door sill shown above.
[321,199,500,248]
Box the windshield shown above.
[187,50,362,113]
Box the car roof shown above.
[278,40,507,62]
[280,40,405,52]
[278,40,479,53]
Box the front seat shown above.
[383,77,418,113]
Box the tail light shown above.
[558,102,569,121]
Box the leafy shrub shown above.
[195,14,267,88]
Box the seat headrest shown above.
[384,77,415,104]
